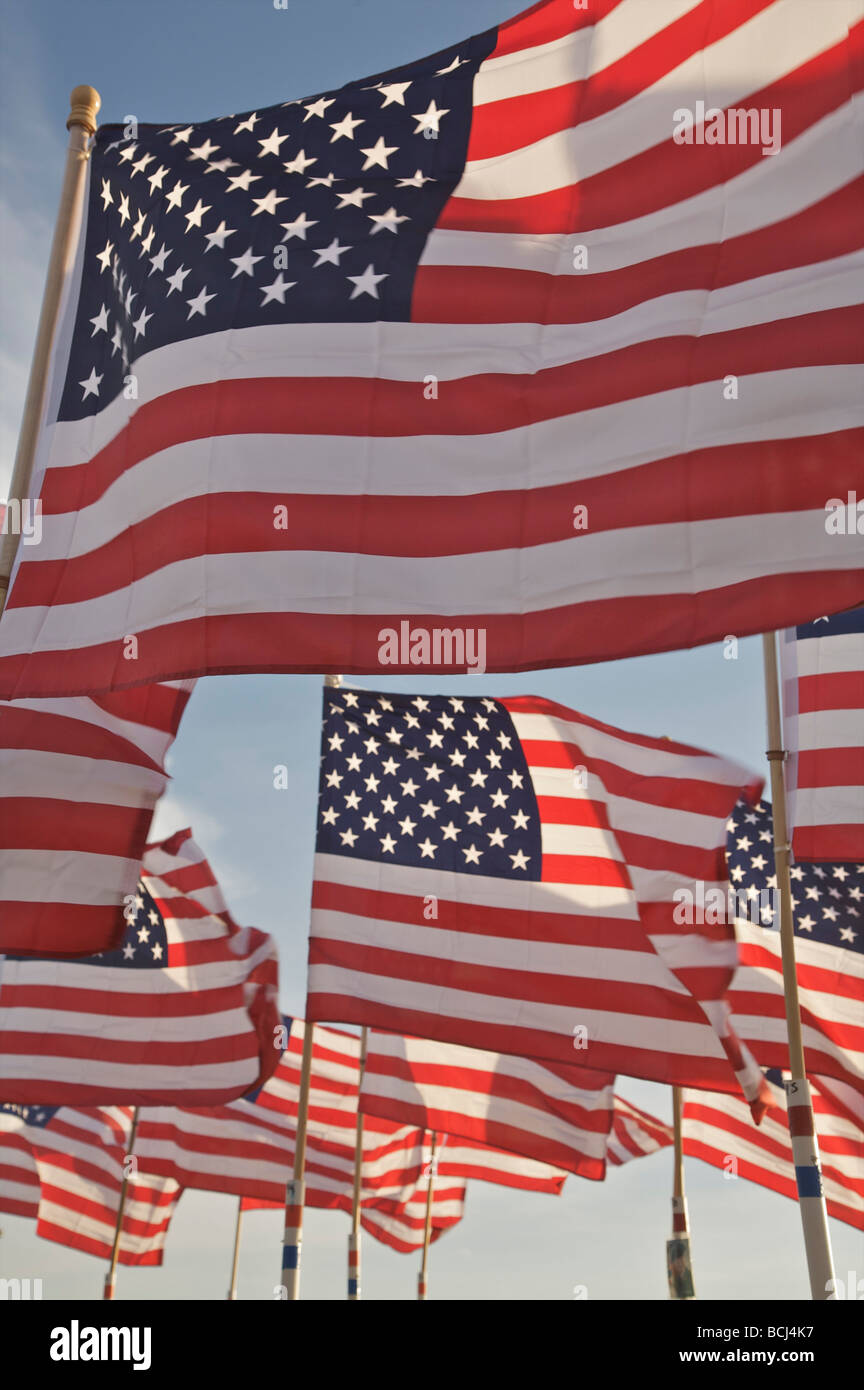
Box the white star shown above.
[151,943,163,961]
[419,799,439,819]
[329,112,364,142]
[400,778,419,798]
[313,238,352,267]
[117,142,138,162]
[131,151,155,177]
[307,172,336,189]
[100,178,113,209]
[510,849,530,871]
[230,246,263,278]
[380,833,397,855]
[234,112,259,134]
[360,136,398,170]
[226,168,261,193]
[260,272,296,304]
[149,243,171,275]
[511,809,530,830]
[347,264,388,300]
[205,220,236,250]
[436,55,466,75]
[797,914,815,931]
[369,206,409,235]
[304,96,336,121]
[413,100,450,135]
[487,827,508,848]
[283,149,318,176]
[96,239,114,272]
[321,807,339,826]
[340,828,359,848]
[117,192,131,225]
[110,323,124,356]
[462,844,482,865]
[79,367,103,400]
[89,304,109,335]
[188,138,220,163]
[251,189,288,217]
[132,306,154,339]
[396,169,433,189]
[465,806,486,826]
[123,942,135,960]
[164,180,189,210]
[418,838,437,860]
[186,286,216,318]
[399,816,417,837]
[184,198,211,230]
[258,126,290,158]
[378,81,412,107]
[362,812,379,832]
[165,264,191,295]
[281,211,318,241]
[169,126,193,145]
[336,186,374,209]
[441,821,460,841]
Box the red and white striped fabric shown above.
[0,1112,40,1218]
[359,1030,613,1177]
[0,830,282,1105]
[0,680,193,955]
[309,691,768,1105]
[136,1020,426,1204]
[683,1076,864,1230]
[0,0,861,702]
[780,609,864,862]
[607,1095,674,1166]
[241,1176,466,1255]
[432,1133,566,1194]
[1,1105,182,1263]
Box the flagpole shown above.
[348,1025,368,1300]
[0,85,100,617]
[417,1132,437,1301]
[103,1106,139,1301]
[282,1021,315,1300]
[667,1086,696,1300]
[762,631,836,1299]
[227,1197,244,1300]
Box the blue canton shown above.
[60,28,497,421]
[316,688,542,880]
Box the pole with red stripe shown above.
[762,632,836,1299]
[281,1021,314,1300]
[348,1025,368,1299]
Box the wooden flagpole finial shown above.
[67,85,101,134]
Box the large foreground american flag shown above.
[780,608,864,862]
[0,830,281,1104]
[307,687,767,1102]
[0,0,861,699]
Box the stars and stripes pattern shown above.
[725,800,864,1095]
[428,1132,567,1194]
[308,688,767,1103]
[358,1029,614,1177]
[0,1103,182,1264]
[0,830,281,1105]
[1,0,862,700]
[682,1071,864,1230]
[0,680,193,955]
[781,608,864,862]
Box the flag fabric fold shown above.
[0,830,281,1104]
[0,0,862,698]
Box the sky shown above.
[0,0,860,1301]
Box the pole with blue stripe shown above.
[762,632,836,1299]
[281,1021,315,1300]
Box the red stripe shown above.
[791,824,864,859]
[797,746,864,787]
[471,0,781,159]
[796,668,864,715]
[3,570,862,700]
[492,0,623,58]
[417,179,864,323]
[0,902,127,958]
[442,37,860,233]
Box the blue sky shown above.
[0,0,859,1300]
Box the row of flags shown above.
[0,0,861,697]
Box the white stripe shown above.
[0,750,164,804]
[786,631,864,679]
[793,786,864,826]
[0,849,140,905]
[795,709,864,751]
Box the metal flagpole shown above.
[0,85,100,616]
[667,1087,696,1300]
[103,1107,139,1300]
[227,1196,244,1300]
[282,1020,314,1300]
[417,1132,437,1300]
[762,631,836,1299]
[348,1026,368,1299]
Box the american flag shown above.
[0,680,193,955]
[0,829,281,1104]
[0,0,862,700]
[683,1071,864,1231]
[307,687,766,1101]
[429,1131,567,1194]
[0,1103,182,1264]
[0,1103,43,1216]
[359,1029,614,1176]
[606,1095,674,1166]
[781,608,864,862]
[135,1020,430,1207]
[725,800,863,1097]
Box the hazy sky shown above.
[0,0,860,1300]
